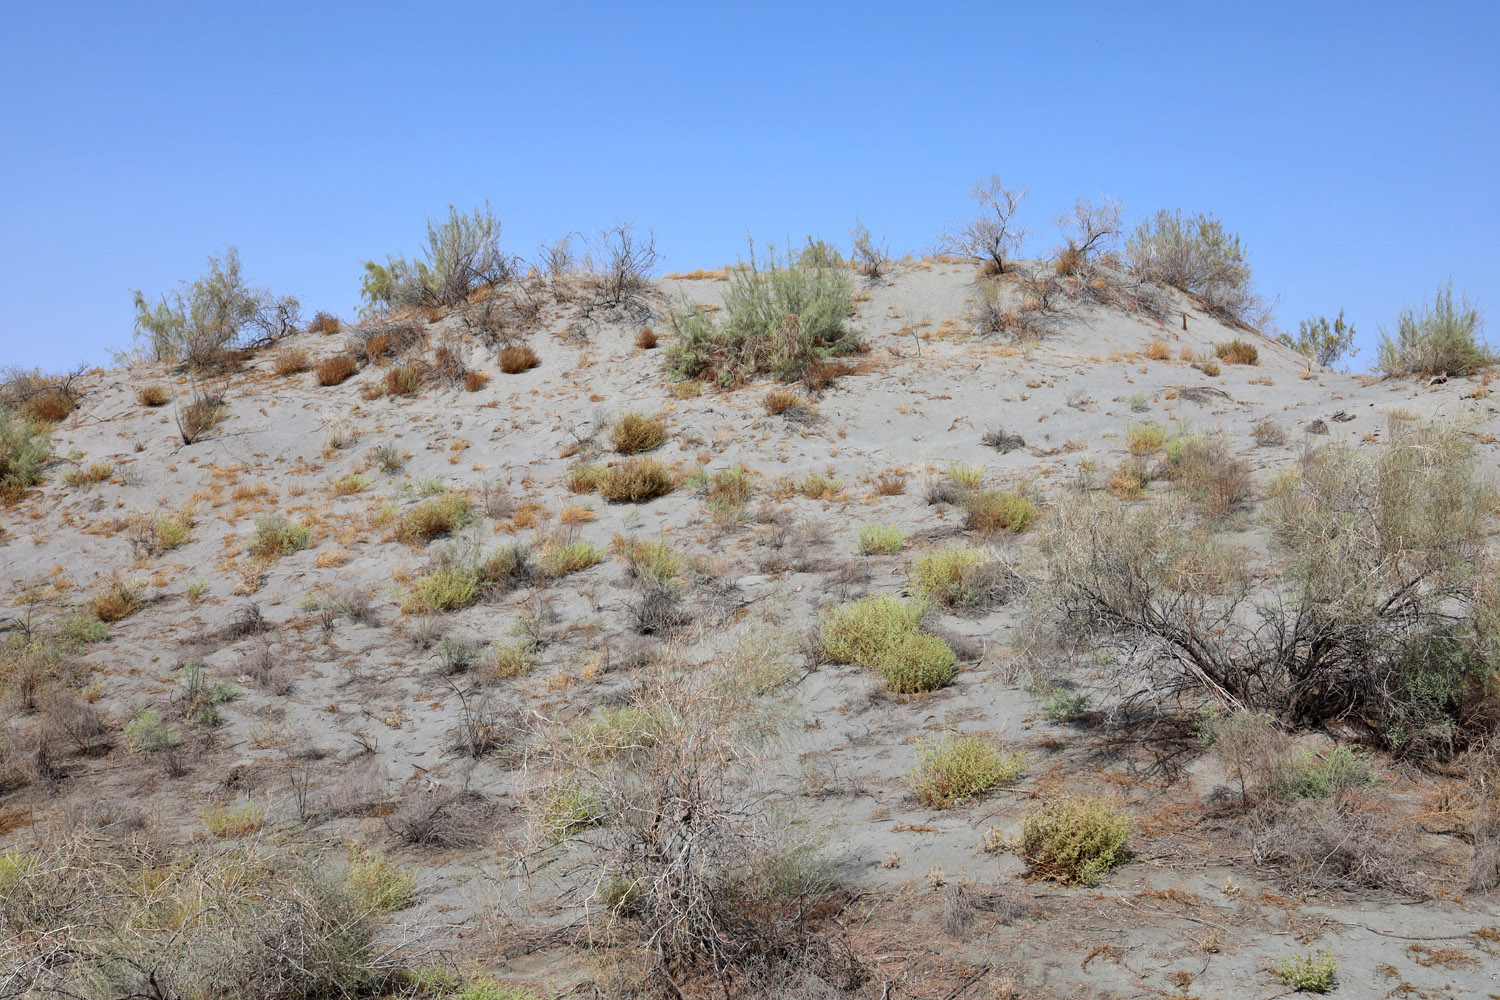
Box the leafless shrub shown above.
[1256,796,1430,896]
[935,175,1028,275]
[982,427,1026,453]
[42,691,107,755]
[1053,196,1123,272]
[384,783,491,847]
[175,386,228,444]
[625,584,693,637]
[1252,416,1288,448]
[444,680,515,760]
[584,222,659,319]
[848,218,892,281]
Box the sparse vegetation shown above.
[1215,338,1259,365]
[360,202,515,309]
[912,734,1027,809]
[1281,311,1357,368]
[935,175,1028,275]
[0,410,52,501]
[857,523,906,555]
[250,514,311,558]
[963,489,1037,533]
[910,545,1014,608]
[599,457,673,503]
[1124,209,1261,324]
[610,411,667,453]
[176,389,228,443]
[540,537,604,577]
[395,491,472,543]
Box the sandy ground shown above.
[3,259,1499,998]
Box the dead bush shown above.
[175,388,228,444]
[499,345,540,373]
[935,175,1028,275]
[384,363,421,397]
[463,370,490,391]
[1257,796,1429,896]
[384,784,491,847]
[271,347,309,375]
[1215,338,1260,365]
[1251,416,1288,447]
[314,354,358,386]
[635,328,658,349]
[136,383,170,406]
[307,311,340,335]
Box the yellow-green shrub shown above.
[1018,796,1130,885]
[912,735,1027,808]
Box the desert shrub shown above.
[137,383,170,406]
[463,369,491,392]
[395,491,472,543]
[946,461,985,491]
[664,241,860,386]
[763,387,804,415]
[565,463,608,494]
[912,734,1027,808]
[1144,339,1170,360]
[1251,416,1288,447]
[1278,950,1338,993]
[540,537,604,577]
[91,576,144,622]
[1125,421,1167,456]
[1277,745,1375,799]
[1280,311,1357,368]
[613,535,682,587]
[874,470,907,495]
[315,354,358,385]
[176,389,228,443]
[203,798,266,837]
[699,465,755,512]
[491,640,537,679]
[123,706,181,752]
[1377,280,1493,377]
[1124,209,1260,323]
[346,843,416,912]
[272,346,309,375]
[62,462,112,488]
[1041,423,1500,756]
[129,246,300,366]
[1201,360,1221,376]
[0,839,388,1000]
[1041,689,1090,723]
[795,236,844,269]
[1018,797,1130,885]
[599,457,673,503]
[935,175,1028,275]
[250,514,311,558]
[635,328,658,349]
[1214,338,1260,365]
[1162,434,1252,517]
[848,218,892,280]
[384,363,421,397]
[1053,196,1122,273]
[874,631,957,693]
[332,472,370,495]
[360,202,515,309]
[610,411,667,453]
[912,545,987,607]
[0,409,52,501]
[818,594,926,666]
[308,311,340,335]
[403,565,480,613]
[582,222,658,316]
[963,489,1037,533]
[490,343,539,376]
[857,523,906,555]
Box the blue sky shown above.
[2,1,1495,371]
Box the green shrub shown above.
[613,535,682,587]
[1278,746,1374,799]
[1125,421,1167,456]
[490,641,536,678]
[818,594,926,666]
[1018,796,1130,885]
[911,545,986,605]
[541,538,604,577]
[1280,311,1357,368]
[665,241,861,385]
[129,246,300,366]
[946,461,985,491]
[1377,280,1493,377]
[857,523,906,555]
[912,734,1027,808]
[701,465,755,512]
[395,491,472,543]
[360,202,514,309]
[874,630,957,693]
[403,566,480,613]
[250,515,311,558]
[1278,950,1338,992]
[346,843,417,912]
[1041,689,1090,723]
[0,409,51,502]
[1124,209,1260,322]
[123,706,181,753]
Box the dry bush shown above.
[21,392,75,423]
[874,470,907,495]
[1256,796,1429,895]
[463,370,490,392]
[610,411,667,454]
[271,346,309,375]
[136,383,170,406]
[384,363,421,397]
[0,839,397,999]
[384,784,492,847]
[581,222,658,318]
[935,175,1028,275]
[635,328,658,349]
[1251,416,1288,447]
[964,489,1037,533]
[91,576,144,622]
[1039,424,1500,756]
[600,458,674,503]
[175,389,228,444]
[347,321,423,362]
[1215,339,1260,365]
[527,649,853,992]
[1163,435,1252,517]
[912,734,1026,808]
[763,388,804,415]
[499,345,540,373]
[314,354,357,386]
[307,311,340,335]
[1144,339,1170,361]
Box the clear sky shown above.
[2,1,1495,371]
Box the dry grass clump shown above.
[1125,421,1167,456]
[384,362,421,397]
[249,514,311,559]
[1018,796,1130,885]
[62,462,112,488]
[136,384,170,407]
[763,388,804,415]
[202,798,267,837]
[796,472,842,500]
[90,575,144,622]
[599,458,674,503]
[128,507,195,555]
[463,370,491,391]
[331,472,370,496]
[395,491,472,543]
[19,392,75,423]
[963,489,1037,533]
[911,545,1017,608]
[610,411,667,454]
[540,537,605,577]
[566,463,608,494]
[912,734,1027,809]
[635,328,658,349]
[1215,338,1260,365]
[499,345,540,373]
[1144,339,1170,360]
[176,390,228,443]
[271,346,310,375]
[1107,458,1150,499]
[874,470,908,495]
[315,354,358,386]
